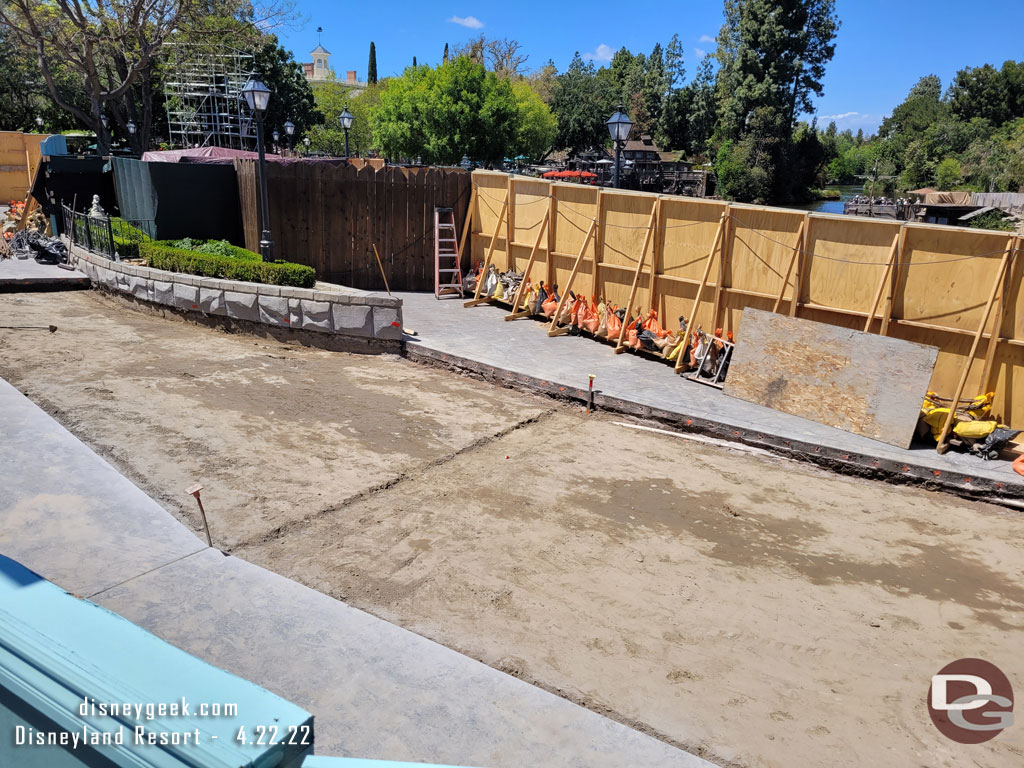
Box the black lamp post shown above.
[242,76,273,262]
[126,120,137,156]
[284,120,295,152]
[339,106,354,159]
[605,105,633,189]
[35,115,44,131]
[272,129,280,152]
[303,136,310,156]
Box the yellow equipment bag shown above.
[952,420,998,439]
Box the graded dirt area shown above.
[2,290,1023,768]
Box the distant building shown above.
[303,44,332,82]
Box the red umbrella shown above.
[542,170,560,178]
[580,171,597,178]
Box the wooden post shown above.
[935,244,1014,454]
[615,200,660,352]
[592,190,605,300]
[880,225,909,336]
[676,209,727,373]
[547,185,557,290]
[980,235,1020,391]
[863,227,902,333]
[711,208,733,331]
[457,185,477,271]
[463,193,508,307]
[506,174,516,269]
[772,217,806,314]
[505,209,550,320]
[547,220,597,336]
[788,212,811,318]
[647,196,664,319]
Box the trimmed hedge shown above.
[140,241,316,288]
[165,238,261,260]
[112,218,151,259]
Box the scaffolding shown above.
[163,44,256,150]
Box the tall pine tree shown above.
[368,41,378,85]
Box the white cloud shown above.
[448,15,484,29]
[698,34,715,43]
[583,43,614,63]
[818,111,860,120]
[694,48,706,59]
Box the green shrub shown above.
[165,238,259,260]
[112,218,151,259]
[141,241,316,288]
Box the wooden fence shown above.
[469,170,1024,429]
[236,160,471,292]
[0,131,48,202]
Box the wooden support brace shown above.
[615,200,660,353]
[980,235,1020,392]
[771,217,806,314]
[935,243,1014,454]
[456,186,477,269]
[711,211,732,330]
[863,228,902,333]
[547,219,597,337]
[463,193,508,308]
[676,210,726,372]
[505,209,550,321]
[880,225,908,336]
[788,213,810,318]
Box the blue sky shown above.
[276,1,1024,135]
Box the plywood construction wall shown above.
[0,132,48,202]
[469,170,1024,428]
[237,160,471,292]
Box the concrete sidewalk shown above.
[0,378,713,768]
[399,292,1024,502]
[0,256,89,289]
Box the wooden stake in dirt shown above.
[615,200,660,353]
[547,219,597,337]
[372,244,391,295]
[935,240,1015,454]
[186,483,213,547]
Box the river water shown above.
[781,185,864,215]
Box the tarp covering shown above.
[112,157,243,243]
[141,146,272,163]
[923,190,972,205]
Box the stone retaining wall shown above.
[67,240,403,347]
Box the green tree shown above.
[551,53,613,154]
[528,59,558,105]
[934,157,963,190]
[368,42,378,85]
[308,80,379,156]
[510,80,557,161]
[251,36,321,142]
[372,57,518,164]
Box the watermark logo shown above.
[928,658,1014,744]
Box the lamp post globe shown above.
[339,106,354,159]
[35,115,44,130]
[127,120,136,135]
[284,120,295,151]
[242,76,274,262]
[605,105,633,189]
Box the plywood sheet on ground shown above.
[724,309,939,448]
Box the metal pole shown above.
[344,127,350,160]
[613,141,621,189]
[255,114,274,262]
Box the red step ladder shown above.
[434,207,463,299]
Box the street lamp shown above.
[303,136,311,156]
[35,115,44,131]
[241,76,274,262]
[339,106,354,159]
[606,105,632,189]
[284,120,295,151]
[127,120,136,136]
[460,154,471,170]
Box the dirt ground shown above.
[2,290,1023,768]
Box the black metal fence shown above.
[61,203,154,261]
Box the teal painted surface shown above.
[0,554,313,768]
[302,759,470,768]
